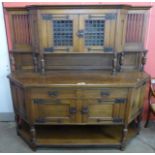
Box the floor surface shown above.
[0,122,155,153]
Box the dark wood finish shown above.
[7,4,150,151]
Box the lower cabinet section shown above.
[30,88,128,124]
[10,79,147,151]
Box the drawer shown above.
[31,88,77,99]
[83,88,128,99]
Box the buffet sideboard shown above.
[6,4,150,150]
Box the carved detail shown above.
[30,126,36,150]
[112,53,117,74]
[140,51,147,71]
[32,54,38,72]
[40,58,45,73]
[10,53,15,72]
[121,125,128,150]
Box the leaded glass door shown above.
[40,14,79,53]
[79,14,117,52]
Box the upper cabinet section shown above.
[38,10,117,53]
[6,5,151,53]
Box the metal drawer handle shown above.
[69,107,77,115]
[48,91,59,97]
[81,106,89,114]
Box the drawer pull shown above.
[69,107,77,115]
[81,106,89,114]
[48,91,59,97]
[100,91,110,97]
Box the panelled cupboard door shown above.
[39,14,79,53]
[79,14,117,53]
[81,99,126,124]
[32,98,78,124]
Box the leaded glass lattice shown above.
[53,20,73,46]
[85,20,105,46]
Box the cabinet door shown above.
[32,98,77,124]
[82,99,126,124]
[81,88,127,124]
[78,14,117,52]
[39,14,79,53]
[31,88,78,124]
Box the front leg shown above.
[30,126,37,151]
[120,125,128,151]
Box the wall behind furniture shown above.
[2,2,155,120]
[0,2,13,121]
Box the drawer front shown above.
[31,88,77,99]
[32,98,78,124]
[83,88,128,99]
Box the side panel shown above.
[129,82,147,123]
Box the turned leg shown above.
[15,115,22,135]
[30,126,37,151]
[137,113,142,134]
[144,106,151,128]
[120,125,128,151]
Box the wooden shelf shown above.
[18,124,138,148]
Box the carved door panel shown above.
[39,14,79,53]
[81,99,126,124]
[78,14,117,52]
[81,88,127,124]
[32,98,77,124]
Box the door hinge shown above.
[104,47,113,52]
[105,13,117,20]
[44,47,54,52]
[115,98,127,104]
[35,118,46,123]
[42,14,52,20]
[113,117,123,123]
[33,99,45,104]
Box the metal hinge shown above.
[42,14,52,20]
[44,47,54,52]
[105,13,117,20]
[35,118,46,123]
[115,98,127,104]
[33,99,45,104]
[113,117,123,123]
[104,47,113,52]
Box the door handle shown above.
[81,106,89,114]
[77,30,85,38]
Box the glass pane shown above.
[53,20,73,46]
[85,20,105,46]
